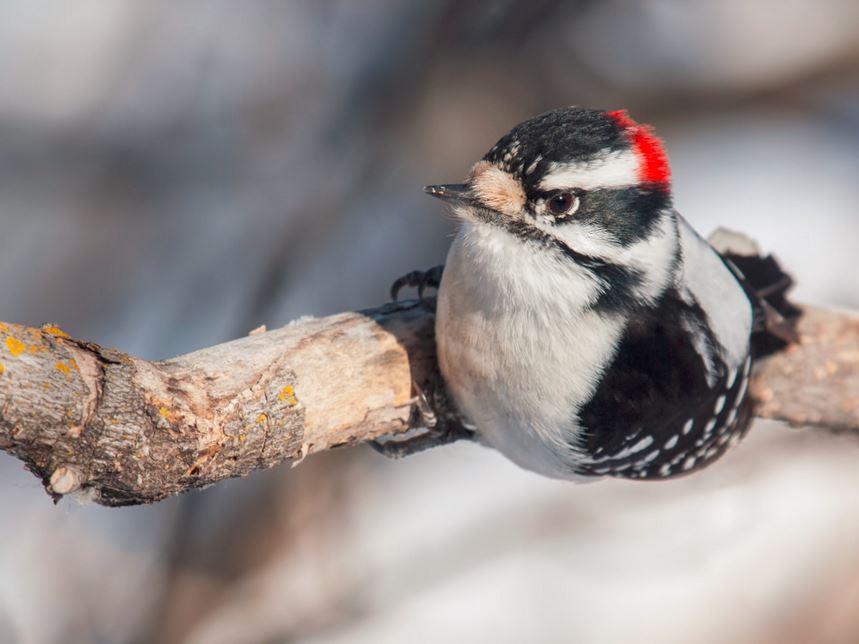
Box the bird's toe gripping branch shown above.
[390,265,445,304]
[370,369,474,459]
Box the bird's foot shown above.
[370,371,472,459]
[390,265,444,303]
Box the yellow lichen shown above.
[279,384,298,406]
[159,407,170,419]
[43,325,69,338]
[239,433,247,443]
[256,414,267,425]
[55,361,71,375]
[0,363,4,375]
[5,336,25,357]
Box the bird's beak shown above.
[424,184,473,205]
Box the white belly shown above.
[435,224,625,478]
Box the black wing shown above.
[575,289,754,480]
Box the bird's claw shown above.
[390,265,444,302]
[369,371,472,459]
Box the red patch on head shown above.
[607,109,671,186]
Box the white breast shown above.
[436,222,625,478]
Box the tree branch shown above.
[750,306,859,432]
[0,303,436,506]
[0,302,856,506]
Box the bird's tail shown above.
[708,228,802,358]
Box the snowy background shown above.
[1,1,858,642]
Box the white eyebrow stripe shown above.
[538,148,639,191]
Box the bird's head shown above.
[427,106,678,307]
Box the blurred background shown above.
[1,1,859,642]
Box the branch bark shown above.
[0,303,436,506]
[0,303,856,506]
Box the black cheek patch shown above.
[552,239,645,311]
[571,187,672,246]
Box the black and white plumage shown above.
[426,106,794,480]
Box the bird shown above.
[386,106,797,481]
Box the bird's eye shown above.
[547,192,580,217]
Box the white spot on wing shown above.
[683,457,696,471]
[683,419,694,435]
[664,435,678,450]
[726,408,738,427]
[714,395,727,414]
[586,435,654,465]
[726,367,738,389]
[642,450,660,464]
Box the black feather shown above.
[483,106,629,193]
[575,288,753,479]
[719,252,802,357]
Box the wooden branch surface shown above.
[0,303,436,506]
[0,303,856,506]
[750,306,859,432]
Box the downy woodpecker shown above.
[393,106,796,480]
